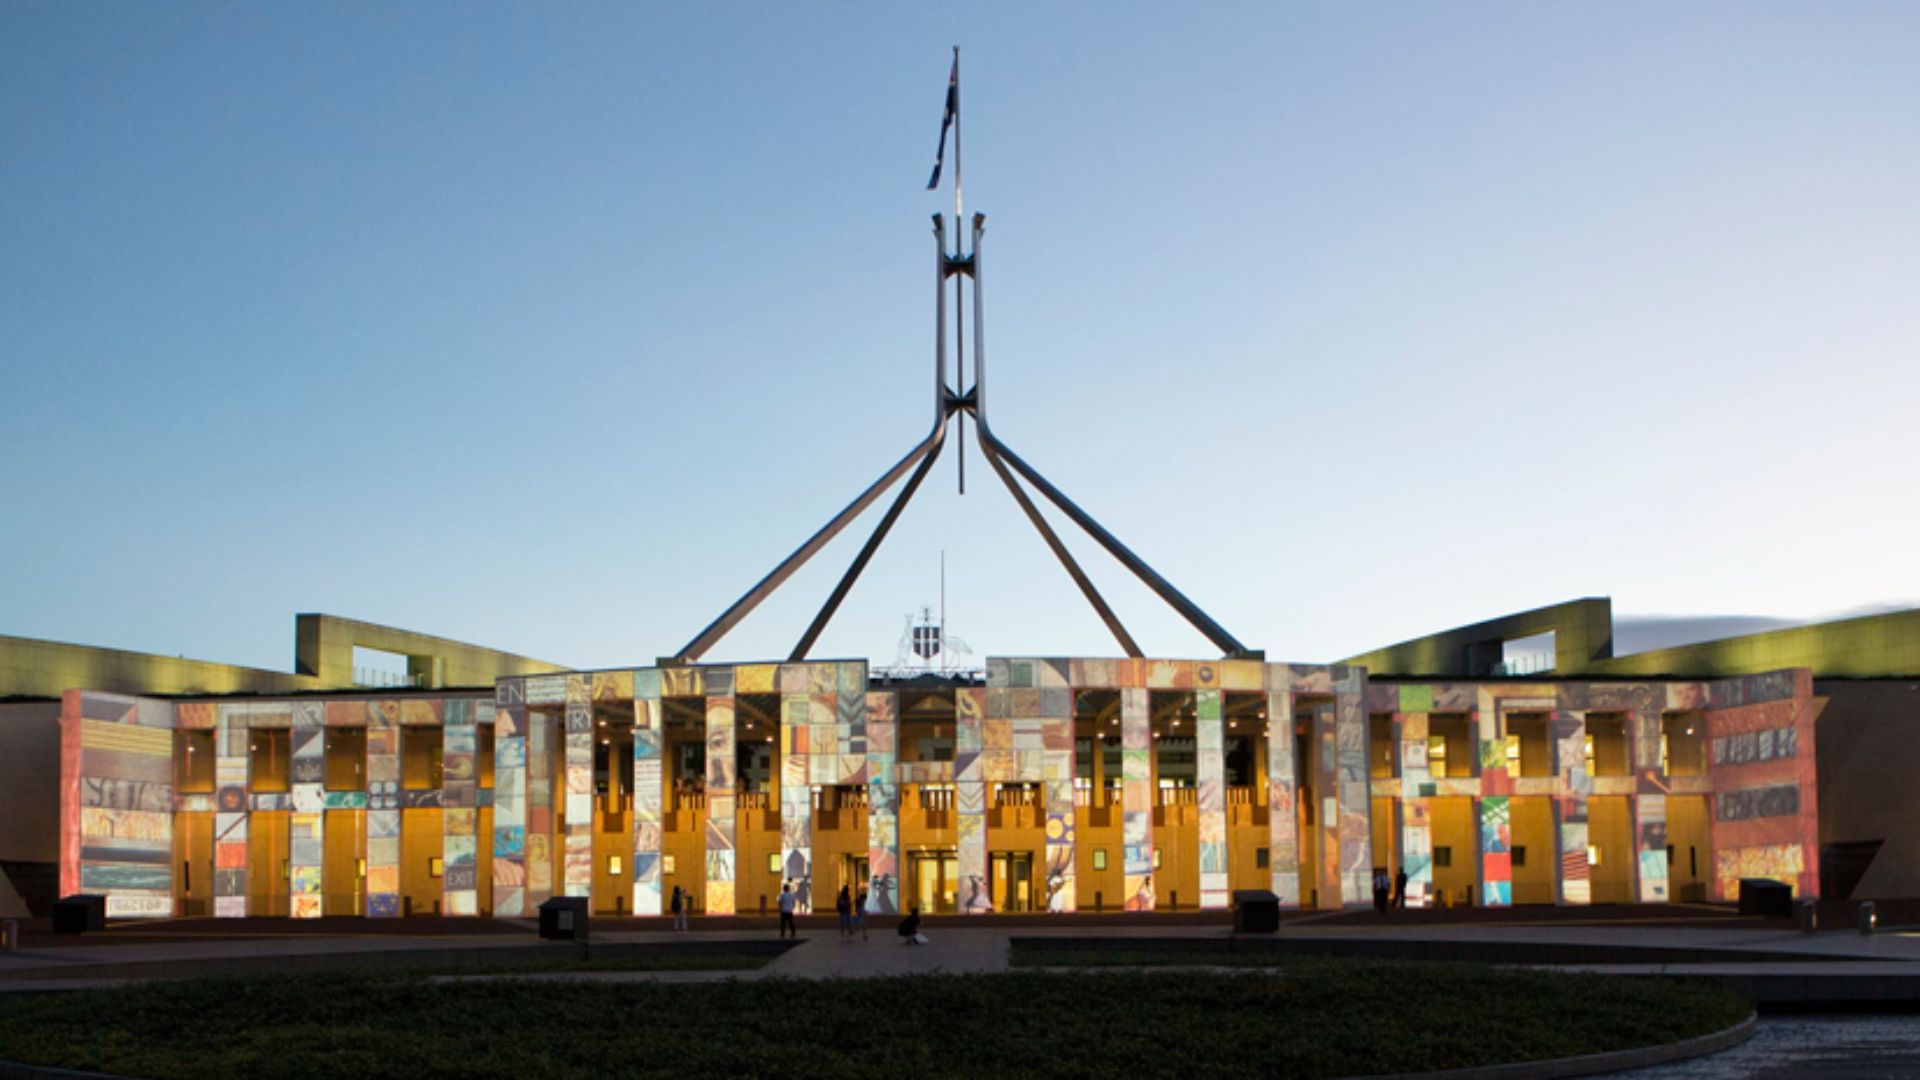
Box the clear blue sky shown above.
[4,3,1916,674]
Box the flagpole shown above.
[952,46,963,227]
[952,45,966,495]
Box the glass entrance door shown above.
[841,854,870,900]
[910,851,959,913]
[991,851,1034,912]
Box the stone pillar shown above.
[1121,685,1154,911]
[631,672,665,916]
[1551,708,1591,905]
[289,700,326,919]
[1632,706,1670,902]
[1043,713,1076,913]
[562,680,594,899]
[955,687,989,913]
[213,703,252,918]
[779,678,814,913]
[491,679,529,917]
[441,699,479,916]
[865,691,900,915]
[1396,707,1435,909]
[1474,690,1512,906]
[525,704,556,908]
[1195,689,1229,909]
[364,700,401,917]
[1265,683,1300,906]
[704,685,737,915]
[1334,669,1372,907]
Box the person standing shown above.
[853,888,869,941]
[1393,867,1409,911]
[835,884,853,941]
[670,884,688,932]
[1372,868,1389,914]
[777,881,798,939]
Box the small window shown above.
[429,856,444,879]
[1092,849,1108,871]
[663,854,677,876]
[608,855,623,878]
[1153,849,1163,870]
[1255,847,1269,869]
[1512,846,1527,868]
[1434,846,1452,868]
[768,852,781,874]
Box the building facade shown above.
[58,656,1821,919]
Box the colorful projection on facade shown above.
[55,662,1821,920]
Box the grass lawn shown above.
[0,965,1749,1078]
[1011,942,1310,968]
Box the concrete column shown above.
[1121,685,1154,910]
[1552,708,1591,905]
[490,680,529,916]
[440,699,478,916]
[630,673,664,916]
[864,691,900,914]
[363,701,400,917]
[1631,707,1670,902]
[289,700,326,918]
[1397,709,1435,908]
[1265,684,1300,906]
[778,685,814,913]
[704,685,737,915]
[955,687,989,913]
[1334,671,1371,907]
[562,680,594,899]
[1195,689,1229,909]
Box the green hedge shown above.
[0,965,1750,1078]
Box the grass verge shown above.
[0,964,1748,1078]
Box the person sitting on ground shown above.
[897,906,925,945]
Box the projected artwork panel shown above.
[289,700,326,918]
[632,685,664,916]
[59,692,177,919]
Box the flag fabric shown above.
[926,53,958,190]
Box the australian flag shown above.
[926,52,958,190]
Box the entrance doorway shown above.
[991,851,1034,912]
[910,850,959,914]
[841,854,870,901]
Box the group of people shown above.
[670,880,929,945]
[1371,866,1410,912]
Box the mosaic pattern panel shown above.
[631,672,664,916]
[442,700,479,916]
[1631,707,1669,902]
[705,691,737,915]
[59,692,175,918]
[1704,671,1820,899]
[1266,687,1300,905]
[1121,685,1154,911]
[1394,695,1434,908]
[1474,689,1511,906]
[1195,689,1228,909]
[365,701,400,917]
[865,690,900,914]
[1333,669,1371,907]
[289,700,326,918]
[214,703,253,918]
[1551,709,1590,905]
[779,687,814,913]
[526,705,556,908]
[492,687,529,917]
[955,687,990,912]
[563,692,594,899]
